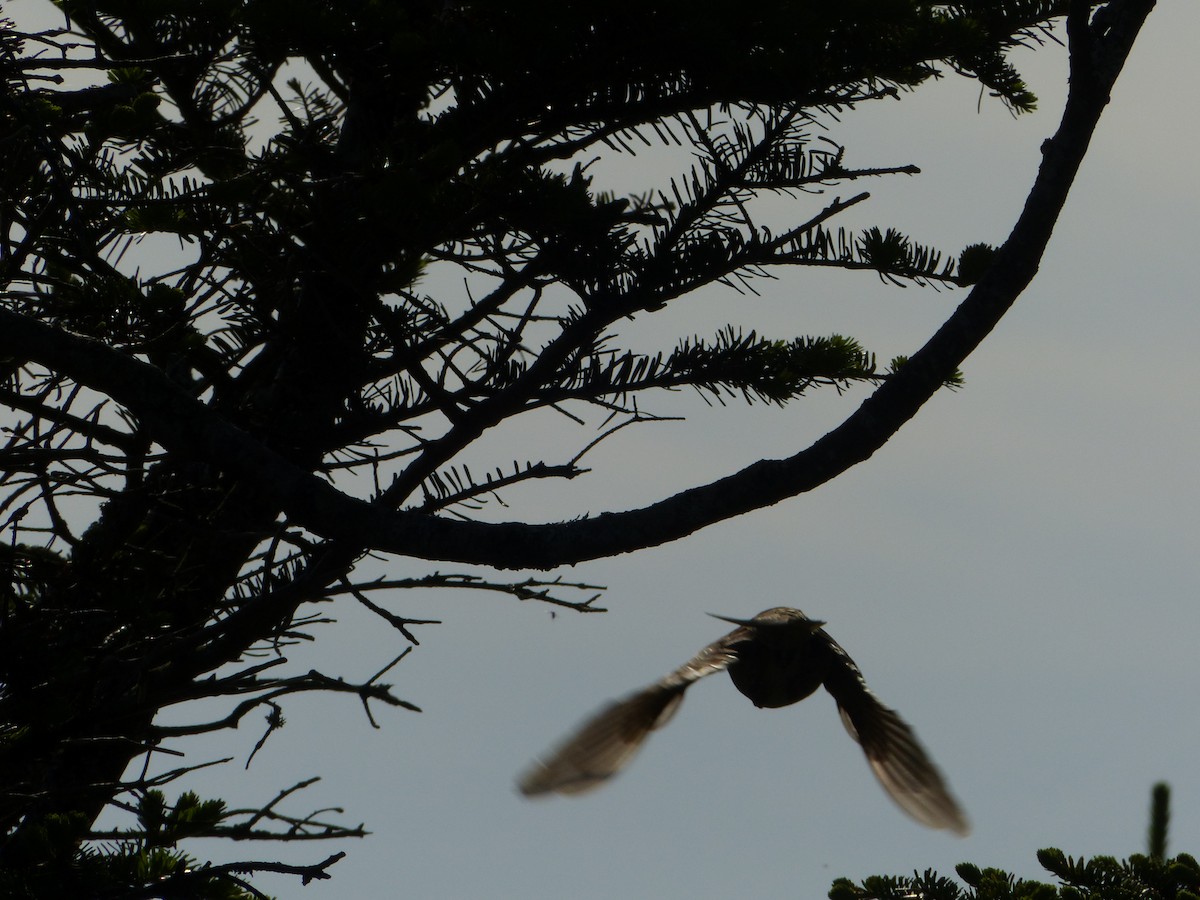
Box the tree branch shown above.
[0,1,1154,572]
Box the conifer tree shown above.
[831,785,1198,900]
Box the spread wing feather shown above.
[820,630,970,835]
[517,635,741,796]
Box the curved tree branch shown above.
[0,0,1153,572]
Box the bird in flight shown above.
[517,607,969,835]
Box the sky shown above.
[9,3,1200,898]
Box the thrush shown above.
[517,607,969,835]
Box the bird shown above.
[517,607,969,835]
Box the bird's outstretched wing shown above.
[517,633,743,796]
[819,631,970,835]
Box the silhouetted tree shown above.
[831,785,1197,900]
[0,0,1155,895]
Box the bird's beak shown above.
[707,613,757,627]
[707,612,827,629]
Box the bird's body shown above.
[721,608,828,707]
[518,607,969,835]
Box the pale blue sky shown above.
[10,3,1200,898]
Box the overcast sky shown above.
[12,2,1200,898]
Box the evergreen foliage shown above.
[830,851,1200,900]
[831,787,1199,900]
